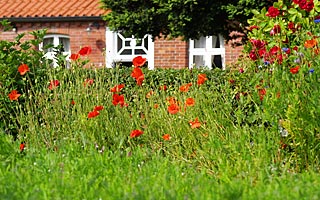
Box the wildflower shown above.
[78,46,92,56]
[159,85,167,91]
[162,134,171,141]
[48,80,60,90]
[239,68,244,73]
[249,50,258,61]
[167,103,180,114]
[185,98,195,107]
[20,142,25,153]
[197,74,207,86]
[132,56,146,67]
[189,118,201,129]
[248,25,259,31]
[167,97,177,105]
[180,83,192,92]
[315,19,320,23]
[288,21,296,33]
[8,90,21,101]
[112,94,127,107]
[290,66,300,74]
[131,67,144,86]
[94,105,104,111]
[259,88,267,101]
[110,84,125,93]
[130,129,144,138]
[146,90,154,98]
[71,100,75,105]
[309,68,315,73]
[18,64,29,76]
[70,53,80,60]
[304,39,317,48]
[83,78,94,87]
[266,6,280,18]
[154,104,159,109]
[88,110,99,118]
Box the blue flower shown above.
[309,68,315,73]
[314,19,320,23]
[264,61,270,65]
[282,47,289,52]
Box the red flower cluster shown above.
[197,74,207,86]
[131,67,144,86]
[293,0,314,12]
[70,46,92,60]
[290,66,300,74]
[18,64,29,76]
[88,105,104,118]
[180,83,192,92]
[266,6,280,18]
[110,84,125,93]
[112,94,128,107]
[130,129,144,138]
[8,90,21,101]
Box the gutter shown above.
[0,16,106,23]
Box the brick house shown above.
[0,0,243,69]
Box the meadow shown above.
[1,0,320,199]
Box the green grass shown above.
[1,66,319,199]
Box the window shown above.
[189,34,225,69]
[40,34,71,67]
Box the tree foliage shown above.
[100,0,275,41]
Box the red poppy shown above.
[159,85,167,91]
[266,6,280,18]
[8,90,21,101]
[71,100,75,105]
[189,118,201,129]
[112,94,128,107]
[84,78,94,87]
[167,103,180,114]
[258,88,267,101]
[110,84,125,93]
[167,97,177,105]
[48,80,60,90]
[154,104,159,109]
[70,53,80,60]
[78,46,92,56]
[20,142,25,152]
[132,56,147,67]
[146,90,154,98]
[88,110,100,118]
[185,98,195,107]
[130,129,144,138]
[197,74,207,86]
[304,39,317,48]
[94,105,104,111]
[18,64,29,76]
[162,134,171,141]
[131,67,144,85]
[179,83,192,92]
[290,66,300,74]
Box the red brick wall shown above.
[0,21,106,67]
[154,37,189,69]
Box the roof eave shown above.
[0,16,106,23]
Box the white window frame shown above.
[39,34,71,68]
[106,27,154,69]
[189,34,225,69]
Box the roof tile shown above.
[0,0,108,19]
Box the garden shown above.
[0,0,319,199]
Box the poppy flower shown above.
[18,64,29,76]
[112,94,128,107]
[88,110,100,118]
[146,90,154,98]
[94,105,104,111]
[167,103,180,114]
[167,97,177,105]
[48,80,60,90]
[132,56,147,67]
[70,53,80,60]
[20,142,25,152]
[185,98,195,107]
[290,66,300,74]
[131,67,144,85]
[197,74,207,86]
[78,46,92,56]
[8,90,21,101]
[71,100,76,105]
[136,75,144,86]
[304,39,317,48]
[83,78,94,87]
[130,129,144,138]
[180,83,192,92]
[266,6,280,18]
[162,134,171,141]
[154,104,159,109]
[159,85,167,91]
[189,118,201,129]
[110,84,125,93]
[258,88,267,101]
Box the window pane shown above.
[194,37,206,48]
[43,38,54,52]
[211,55,222,69]
[59,37,70,52]
[193,55,204,67]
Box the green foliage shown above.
[0,21,50,137]
[100,0,274,41]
